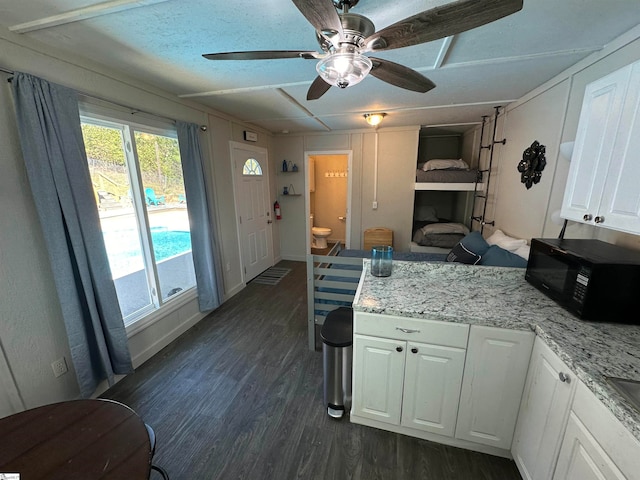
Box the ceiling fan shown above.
[203,0,523,100]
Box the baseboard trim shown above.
[130,309,207,369]
[224,281,245,301]
[281,254,306,262]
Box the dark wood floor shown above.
[102,260,522,480]
[311,242,336,255]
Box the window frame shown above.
[80,111,197,328]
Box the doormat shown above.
[251,267,291,285]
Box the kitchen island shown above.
[352,260,640,477]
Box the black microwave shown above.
[525,238,640,322]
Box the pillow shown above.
[486,229,527,252]
[445,231,490,265]
[422,159,469,171]
[420,222,469,235]
[479,245,528,268]
[414,205,439,222]
[446,243,481,265]
[513,244,531,260]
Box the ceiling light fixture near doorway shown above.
[364,113,386,126]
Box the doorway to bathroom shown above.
[306,151,352,254]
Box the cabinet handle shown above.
[396,346,403,353]
[594,216,605,224]
[411,347,418,354]
[583,214,593,221]
[559,372,571,383]
[396,327,420,334]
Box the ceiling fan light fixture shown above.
[316,51,372,89]
[364,113,386,126]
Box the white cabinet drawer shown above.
[354,311,469,348]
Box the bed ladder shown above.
[470,106,505,234]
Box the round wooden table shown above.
[0,399,151,479]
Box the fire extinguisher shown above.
[274,200,281,220]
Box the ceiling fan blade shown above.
[203,51,319,61]
[369,57,435,93]
[291,0,344,38]
[365,0,523,52]
[307,76,332,100]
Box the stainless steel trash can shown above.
[320,307,353,418]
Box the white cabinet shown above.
[352,313,467,438]
[352,312,535,456]
[352,335,405,425]
[401,341,466,437]
[352,334,466,436]
[512,337,577,480]
[554,382,640,480]
[455,325,534,450]
[562,59,640,234]
[554,412,626,480]
[351,312,469,438]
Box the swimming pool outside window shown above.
[81,117,196,326]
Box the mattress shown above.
[416,168,480,183]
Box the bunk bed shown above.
[412,158,482,253]
[415,159,483,192]
[411,118,495,252]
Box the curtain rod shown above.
[0,64,208,129]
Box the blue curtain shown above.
[11,72,133,398]
[176,121,223,312]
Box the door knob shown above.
[594,216,605,224]
[267,220,273,224]
[396,346,403,353]
[583,214,593,221]
[411,347,418,354]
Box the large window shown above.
[81,116,196,325]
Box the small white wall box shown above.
[244,131,258,142]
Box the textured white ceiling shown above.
[2,0,640,133]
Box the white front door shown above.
[231,143,274,282]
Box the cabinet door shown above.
[553,412,625,480]
[455,326,534,449]
[599,61,640,234]
[512,337,577,480]
[352,334,405,425]
[400,342,466,437]
[561,65,630,224]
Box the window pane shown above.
[134,131,196,302]
[243,158,262,175]
[82,123,153,319]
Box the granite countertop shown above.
[353,259,640,442]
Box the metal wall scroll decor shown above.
[517,140,547,189]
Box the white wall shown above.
[467,30,640,248]
[273,126,420,258]
[360,128,420,250]
[0,32,273,414]
[492,79,571,240]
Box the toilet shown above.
[310,214,332,249]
